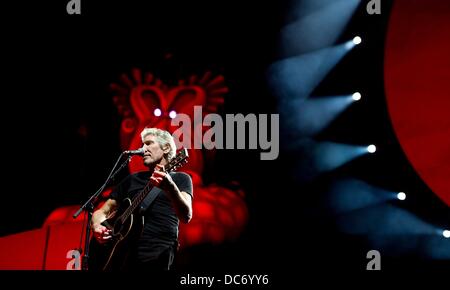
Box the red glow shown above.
[194,201,216,220]
[0,221,85,270]
[178,185,249,246]
[0,229,47,270]
[385,0,450,206]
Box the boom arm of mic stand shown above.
[72,153,132,271]
[73,154,131,218]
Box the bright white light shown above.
[367,145,376,153]
[153,108,162,117]
[443,230,450,238]
[169,110,177,119]
[352,92,361,101]
[397,192,406,201]
[353,36,362,45]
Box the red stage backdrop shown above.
[385,0,450,207]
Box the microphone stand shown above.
[73,152,132,271]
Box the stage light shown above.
[280,0,361,57]
[326,178,397,215]
[353,36,362,45]
[397,192,406,201]
[284,95,356,137]
[367,145,376,153]
[268,43,354,100]
[352,92,361,101]
[169,110,177,119]
[153,108,162,117]
[444,230,450,238]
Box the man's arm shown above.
[91,199,118,243]
[150,166,193,223]
[166,188,193,224]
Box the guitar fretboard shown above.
[118,149,187,223]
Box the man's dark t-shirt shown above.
[110,171,193,265]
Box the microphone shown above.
[123,148,144,156]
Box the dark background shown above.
[2,0,449,279]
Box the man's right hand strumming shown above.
[92,223,112,244]
[91,199,118,244]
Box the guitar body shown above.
[88,198,144,271]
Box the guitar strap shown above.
[139,172,175,214]
[139,186,162,214]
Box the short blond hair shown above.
[140,128,177,160]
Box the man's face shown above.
[142,134,167,167]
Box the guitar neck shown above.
[121,181,155,221]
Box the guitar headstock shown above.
[165,148,189,172]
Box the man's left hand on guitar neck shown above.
[149,164,177,193]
